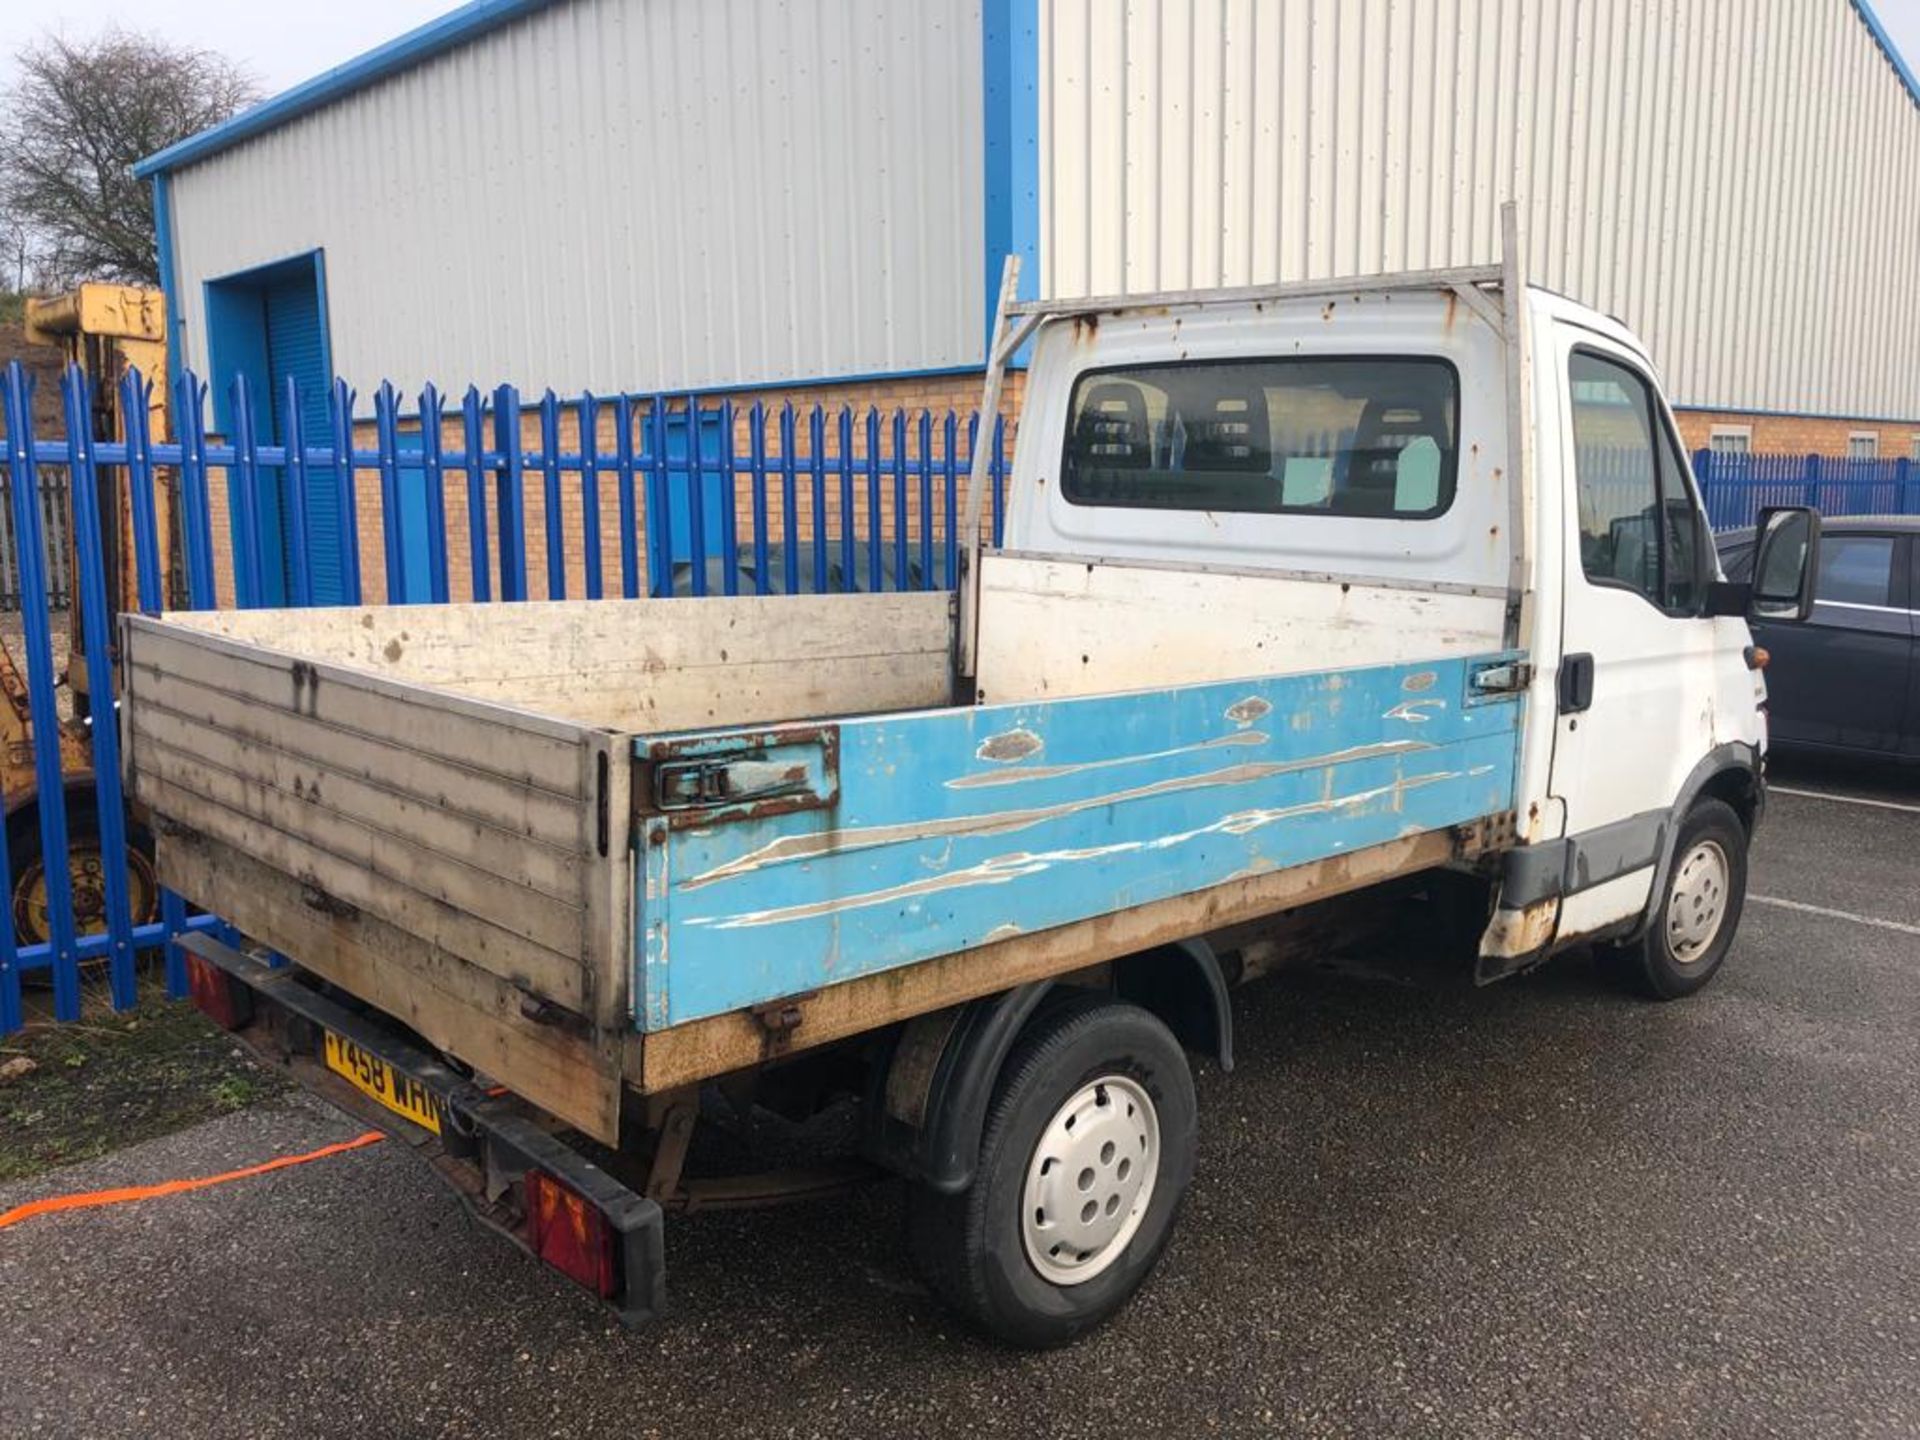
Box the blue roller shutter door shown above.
[262,275,347,604]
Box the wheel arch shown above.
[1629,741,1761,942]
[867,940,1232,1194]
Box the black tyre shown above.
[906,994,1197,1348]
[1615,798,1749,1001]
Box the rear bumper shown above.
[178,933,666,1324]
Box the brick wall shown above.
[1672,408,1920,460]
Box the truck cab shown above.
[984,272,1804,994]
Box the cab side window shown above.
[1815,535,1895,607]
[1568,352,1711,614]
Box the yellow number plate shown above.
[322,1031,441,1135]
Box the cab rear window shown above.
[1060,357,1460,519]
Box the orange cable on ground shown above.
[0,1130,387,1232]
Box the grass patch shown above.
[0,982,288,1183]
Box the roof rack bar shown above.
[1006,263,1505,320]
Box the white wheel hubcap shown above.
[1666,839,1731,963]
[1021,1075,1159,1286]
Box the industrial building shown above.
[137,0,1920,599]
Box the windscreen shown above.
[1060,357,1460,519]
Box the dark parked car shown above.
[1718,516,1919,760]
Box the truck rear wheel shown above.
[905,995,1196,1348]
[1615,797,1749,1001]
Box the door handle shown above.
[1558,653,1595,715]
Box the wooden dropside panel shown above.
[165,833,622,1143]
[166,591,956,732]
[973,552,1508,703]
[640,652,1522,1029]
[123,616,606,1020]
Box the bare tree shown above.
[0,29,257,288]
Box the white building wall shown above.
[167,0,985,397]
[1041,0,1920,419]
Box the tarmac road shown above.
[3,753,1917,1439]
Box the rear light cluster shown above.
[525,1169,618,1299]
[185,953,252,1031]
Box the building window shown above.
[1910,436,1920,462]
[1847,431,1879,460]
[1709,426,1752,455]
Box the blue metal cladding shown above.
[636,654,1525,1030]
[982,0,1041,359]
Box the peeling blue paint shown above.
[635,654,1522,1029]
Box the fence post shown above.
[121,368,164,614]
[420,384,450,603]
[719,399,740,597]
[779,403,799,597]
[63,366,138,1011]
[837,406,855,591]
[1896,456,1913,517]
[614,394,639,599]
[749,400,770,595]
[493,384,527,600]
[329,379,364,605]
[462,387,491,602]
[3,362,80,1020]
[892,410,910,591]
[230,372,266,607]
[917,410,934,591]
[1803,453,1821,510]
[282,377,313,607]
[686,398,708,597]
[991,413,1008,545]
[537,391,564,601]
[865,408,882,591]
[174,374,217,606]
[579,392,603,601]
[375,383,406,603]
[942,412,960,590]
[810,405,828,594]
[646,396,671,597]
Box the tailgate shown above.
[121,614,630,1142]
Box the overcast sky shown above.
[2,0,1917,110]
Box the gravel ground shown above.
[2,754,1916,1440]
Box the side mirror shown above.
[1749,506,1821,623]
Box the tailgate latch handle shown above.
[1468,659,1533,697]
[654,758,810,811]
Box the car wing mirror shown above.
[1747,505,1822,623]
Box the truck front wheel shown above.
[1616,797,1750,1000]
[906,995,1196,1348]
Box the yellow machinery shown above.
[12,284,168,945]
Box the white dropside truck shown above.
[126,227,1819,1346]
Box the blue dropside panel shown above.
[637,654,1522,1030]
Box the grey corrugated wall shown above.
[167,0,985,398]
[1040,0,1920,419]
